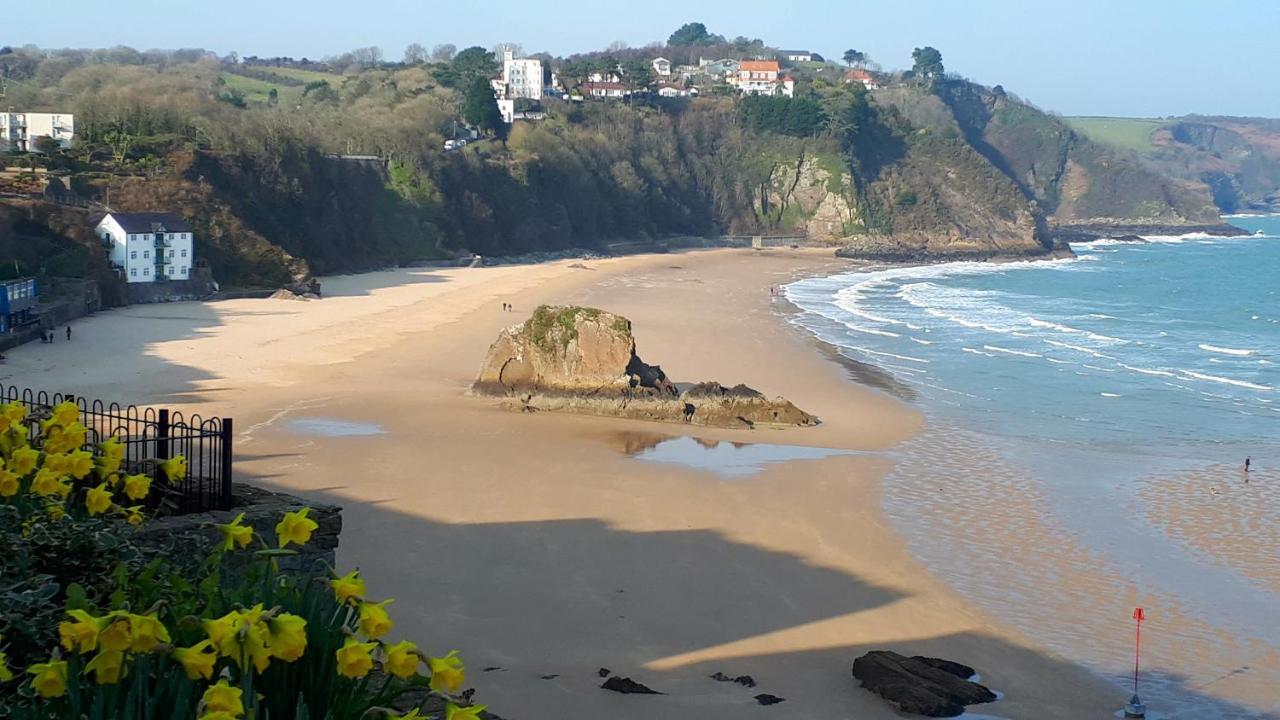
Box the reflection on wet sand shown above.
[604,431,859,478]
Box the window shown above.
[169,250,175,258]
[143,267,150,276]
[143,250,150,259]
[181,267,188,275]
[130,251,137,260]
[130,268,136,277]
[181,249,188,258]
[128,234,135,241]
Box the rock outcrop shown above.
[473,306,817,428]
[851,651,997,717]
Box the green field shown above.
[257,66,347,85]
[1064,116,1168,153]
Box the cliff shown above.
[473,305,817,428]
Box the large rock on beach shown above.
[851,650,997,717]
[473,305,816,428]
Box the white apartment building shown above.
[96,212,195,284]
[500,49,544,100]
[732,60,794,97]
[0,112,75,152]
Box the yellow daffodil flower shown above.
[85,481,113,516]
[335,637,377,679]
[445,704,487,720]
[98,615,132,653]
[48,401,79,427]
[357,599,394,640]
[172,639,218,680]
[200,679,244,717]
[275,507,319,548]
[42,422,87,455]
[9,447,38,475]
[45,502,66,521]
[84,649,124,684]
[330,570,366,604]
[30,468,68,498]
[128,613,171,652]
[216,513,253,552]
[58,609,106,654]
[42,453,69,473]
[122,473,151,501]
[125,505,145,526]
[0,469,18,497]
[384,640,421,679]
[202,612,240,651]
[27,658,68,698]
[266,612,307,662]
[428,650,466,694]
[65,450,95,480]
[0,400,27,428]
[159,455,187,484]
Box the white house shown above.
[587,70,622,84]
[844,69,880,90]
[499,49,544,100]
[779,50,813,63]
[656,82,696,97]
[580,82,629,99]
[0,112,75,153]
[96,212,195,284]
[732,60,793,97]
[651,57,672,77]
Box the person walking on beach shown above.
[1244,456,1252,473]
[66,326,71,341]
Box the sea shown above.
[785,215,1280,719]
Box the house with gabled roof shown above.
[96,212,195,284]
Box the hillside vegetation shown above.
[0,41,1240,291]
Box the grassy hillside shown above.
[1063,116,1167,154]
[219,72,302,104]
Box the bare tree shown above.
[403,43,427,64]
[430,44,457,62]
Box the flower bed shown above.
[0,401,486,719]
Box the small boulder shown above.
[754,694,786,706]
[852,651,996,717]
[601,676,663,695]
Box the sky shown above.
[5,0,1280,118]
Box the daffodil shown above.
[330,569,366,604]
[172,639,218,680]
[42,453,69,473]
[65,450,95,479]
[83,481,112,515]
[97,437,125,476]
[30,468,69,498]
[128,613,171,652]
[159,455,187,484]
[42,422,86,455]
[58,609,106,654]
[335,637,377,679]
[45,502,66,521]
[122,473,151,501]
[98,615,132,653]
[0,400,27,428]
[27,658,67,698]
[275,507,319,548]
[266,612,307,662]
[0,636,13,682]
[216,513,253,552]
[384,640,421,679]
[428,650,466,694]
[84,649,124,684]
[202,611,240,651]
[445,704,487,720]
[48,401,79,427]
[9,447,38,475]
[206,606,271,671]
[125,505,145,526]
[358,599,394,640]
[200,679,244,717]
[0,469,18,497]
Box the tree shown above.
[911,46,944,86]
[403,43,427,64]
[430,44,457,62]
[267,87,279,106]
[668,22,725,46]
[451,46,498,84]
[842,49,866,67]
[32,135,61,155]
[621,58,653,94]
[463,76,504,138]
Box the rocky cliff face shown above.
[753,153,861,242]
[473,306,817,428]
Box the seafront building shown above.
[0,112,75,152]
[96,212,195,284]
[497,49,544,100]
[0,277,38,333]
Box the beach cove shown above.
[2,248,1126,719]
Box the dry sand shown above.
[1,248,1126,718]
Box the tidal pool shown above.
[616,433,856,478]
[286,418,386,437]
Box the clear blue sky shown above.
[6,0,1279,117]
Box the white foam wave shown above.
[962,347,997,357]
[856,347,930,364]
[908,337,934,345]
[1199,343,1255,357]
[840,321,900,338]
[1118,363,1176,378]
[982,345,1042,358]
[1180,370,1273,392]
[1100,392,1121,398]
[1043,340,1114,359]
[1082,364,1117,373]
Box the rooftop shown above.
[739,60,781,72]
[106,212,192,233]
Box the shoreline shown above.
[0,247,1125,718]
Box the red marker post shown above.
[1124,608,1148,718]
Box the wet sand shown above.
[1,248,1125,718]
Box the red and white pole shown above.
[1125,607,1147,718]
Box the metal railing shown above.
[0,383,233,513]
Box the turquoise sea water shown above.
[786,216,1280,719]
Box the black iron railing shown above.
[0,384,233,513]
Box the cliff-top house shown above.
[0,112,75,153]
[96,212,195,284]
[732,60,794,97]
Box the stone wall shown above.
[134,484,342,572]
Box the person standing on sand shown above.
[1245,456,1251,473]
[66,326,71,341]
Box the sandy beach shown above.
[0,248,1126,718]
